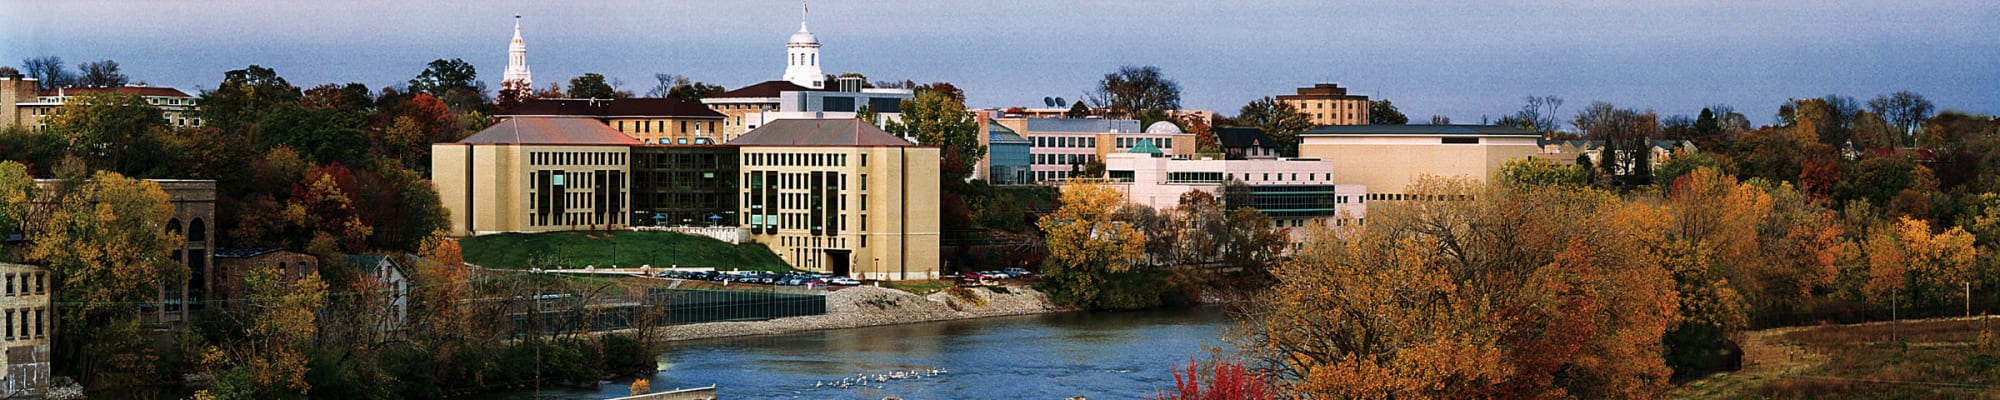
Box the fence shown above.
[648,288,826,325]
[1750,293,2000,330]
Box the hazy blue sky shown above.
[4,1,1996,126]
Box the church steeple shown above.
[782,3,823,89]
[503,15,533,87]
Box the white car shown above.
[829,277,862,286]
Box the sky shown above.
[3,0,1997,127]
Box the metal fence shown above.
[648,288,827,325]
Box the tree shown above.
[0,66,20,78]
[1235,97,1313,157]
[21,56,73,90]
[42,91,169,175]
[1152,358,1272,400]
[231,264,328,397]
[1089,65,1180,116]
[1865,217,1978,310]
[885,89,984,184]
[0,161,30,243]
[1367,99,1408,125]
[1240,177,1678,398]
[1037,180,1150,309]
[26,172,189,388]
[407,58,478,98]
[1868,91,1934,146]
[1065,101,1091,118]
[300,83,373,112]
[566,73,621,99]
[199,65,302,135]
[1500,95,1563,135]
[1573,101,1660,186]
[1429,114,1451,125]
[646,73,723,103]
[74,59,129,88]
[286,163,373,251]
[1497,158,1590,190]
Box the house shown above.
[346,255,410,333]
[213,248,319,308]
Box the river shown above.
[478,306,1234,399]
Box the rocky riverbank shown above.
[652,284,1074,342]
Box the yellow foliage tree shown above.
[1865,217,1978,309]
[25,171,188,388]
[238,263,328,396]
[1036,179,1148,308]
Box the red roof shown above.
[39,86,192,98]
[1865,148,1937,162]
[708,80,827,99]
[454,117,641,146]
[498,98,723,119]
[727,119,916,147]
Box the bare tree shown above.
[76,60,129,87]
[1087,65,1181,116]
[1868,91,1934,146]
[20,56,73,90]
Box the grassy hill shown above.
[460,230,791,271]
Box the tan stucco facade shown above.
[738,146,940,280]
[605,117,725,145]
[1299,135,1539,198]
[432,144,632,236]
[0,263,50,397]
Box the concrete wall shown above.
[738,146,940,280]
[431,144,632,236]
[0,263,51,397]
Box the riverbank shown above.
[651,283,1077,342]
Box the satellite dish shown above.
[1055,97,1067,107]
[1043,97,1055,107]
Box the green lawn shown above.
[460,230,792,271]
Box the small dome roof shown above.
[1144,121,1183,134]
[1129,140,1164,156]
[789,22,819,45]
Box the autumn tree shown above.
[1238,177,1678,398]
[199,65,302,135]
[1234,97,1314,157]
[407,58,490,113]
[1037,180,1151,309]
[885,88,983,183]
[26,172,189,389]
[0,161,30,244]
[646,73,724,103]
[1065,101,1091,118]
[285,162,373,251]
[1367,99,1408,125]
[1152,358,1272,400]
[227,264,328,397]
[1865,217,1978,311]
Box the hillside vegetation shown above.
[461,230,790,271]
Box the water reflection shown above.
[476,307,1229,399]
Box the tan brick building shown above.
[1276,83,1370,126]
[0,77,203,130]
[0,262,50,397]
[729,119,941,280]
[432,117,639,236]
[1298,125,1541,199]
[496,98,725,146]
[32,179,214,325]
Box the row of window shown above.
[617,119,718,135]
[1160,171,1331,184]
[1114,137,1174,149]
[746,171,859,191]
[531,151,625,167]
[1033,153,1095,166]
[1368,193,1474,201]
[746,152,858,167]
[3,272,46,297]
[3,307,45,341]
[1032,136,1096,148]
[643,137,715,145]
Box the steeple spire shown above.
[504,15,532,87]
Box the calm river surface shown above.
[481,306,1232,399]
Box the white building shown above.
[1102,148,1367,243]
[503,16,533,87]
[782,21,824,89]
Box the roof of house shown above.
[454,117,643,146]
[1216,127,1275,148]
[345,254,398,275]
[708,80,827,99]
[39,86,193,98]
[1024,118,1142,134]
[1302,124,1539,137]
[498,98,723,119]
[727,119,916,147]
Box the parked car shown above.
[981,271,1010,280]
[798,278,827,286]
[961,272,988,281]
[1004,268,1032,278]
[829,277,861,286]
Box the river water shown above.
[481,306,1234,399]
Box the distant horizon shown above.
[5,1,1997,127]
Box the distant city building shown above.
[495,98,727,145]
[997,106,1214,127]
[1216,127,1281,160]
[1102,149,1367,242]
[1298,124,1540,200]
[1535,139,1698,176]
[975,112,1032,185]
[346,254,410,333]
[992,117,1197,184]
[702,19,913,140]
[1276,83,1370,126]
[503,16,533,88]
[432,117,639,236]
[1,76,202,130]
[729,119,940,280]
[213,248,319,309]
[0,262,51,397]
